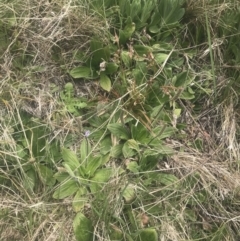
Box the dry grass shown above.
[0,194,76,241]
[1,0,107,118]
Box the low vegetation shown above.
[0,0,240,240]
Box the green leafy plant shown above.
[52,136,116,240]
[53,137,113,208]
[60,82,87,116]
[69,38,118,91]
[0,111,61,192]
[73,212,94,241]
[53,138,113,237]
[136,228,158,241]
[107,121,175,169]
[69,0,185,93]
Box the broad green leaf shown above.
[149,25,160,33]
[131,124,149,144]
[72,188,88,212]
[90,37,103,52]
[25,121,46,160]
[145,143,174,155]
[132,68,144,85]
[158,173,179,186]
[90,168,113,192]
[171,57,184,68]
[137,228,158,241]
[162,67,173,79]
[126,139,140,152]
[126,161,139,173]
[64,163,76,178]
[174,71,192,87]
[122,142,136,158]
[109,224,123,241]
[77,166,86,178]
[88,115,105,128]
[105,62,119,74]
[91,168,113,183]
[110,144,124,158]
[73,213,94,241]
[155,0,185,27]
[90,39,110,66]
[151,106,172,123]
[123,184,136,203]
[16,144,28,159]
[132,62,148,84]
[188,86,195,94]
[154,53,169,64]
[152,43,173,51]
[145,205,164,215]
[105,5,119,17]
[140,155,159,171]
[62,148,79,170]
[101,154,110,165]
[54,172,69,182]
[100,72,111,92]
[135,60,148,71]
[119,0,131,17]
[166,6,185,25]
[152,126,176,139]
[120,51,132,67]
[52,179,78,199]
[23,168,36,193]
[151,105,164,118]
[134,45,152,56]
[100,136,112,155]
[173,108,181,119]
[69,66,93,79]
[129,0,141,20]
[45,140,61,163]
[139,0,155,24]
[180,91,195,100]
[108,123,130,140]
[119,22,135,44]
[85,155,103,178]
[37,164,55,186]
[80,138,91,162]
